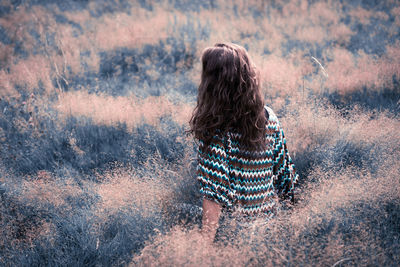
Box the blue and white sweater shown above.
[196,106,299,216]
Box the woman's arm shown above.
[201,198,222,243]
[272,120,299,203]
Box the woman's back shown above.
[197,105,299,218]
[189,42,299,242]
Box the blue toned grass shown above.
[0,0,399,266]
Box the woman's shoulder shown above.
[264,105,279,125]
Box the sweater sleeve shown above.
[272,119,299,202]
[196,135,234,208]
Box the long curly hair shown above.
[189,43,267,149]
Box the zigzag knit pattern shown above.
[197,105,299,217]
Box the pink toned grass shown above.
[0,55,54,98]
[54,91,193,130]
[94,165,174,218]
[325,45,400,94]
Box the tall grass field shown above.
[0,0,399,266]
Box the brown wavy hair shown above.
[189,43,267,149]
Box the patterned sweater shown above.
[196,105,299,217]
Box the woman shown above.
[189,43,299,243]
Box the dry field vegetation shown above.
[0,0,399,266]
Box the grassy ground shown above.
[0,0,399,266]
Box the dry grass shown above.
[0,55,54,98]
[94,165,174,218]
[131,150,399,266]
[54,91,192,130]
[0,0,399,265]
[325,45,400,94]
